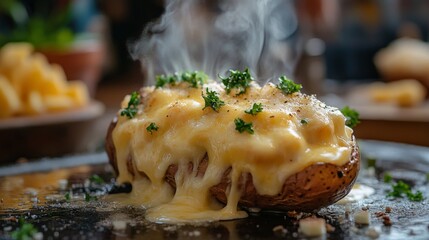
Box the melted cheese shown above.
[111,81,354,223]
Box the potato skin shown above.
[105,117,118,175]
[106,118,360,211]
[210,137,360,211]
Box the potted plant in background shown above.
[0,0,104,96]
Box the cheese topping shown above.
[111,81,353,223]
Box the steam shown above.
[130,0,298,85]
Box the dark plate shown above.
[0,140,428,239]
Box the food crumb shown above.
[112,220,127,230]
[385,207,392,213]
[287,211,303,219]
[374,211,392,226]
[58,179,68,190]
[299,217,326,237]
[382,216,392,226]
[366,227,379,239]
[354,210,370,225]
[272,225,287,236]
[326,223,335,233]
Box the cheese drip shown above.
[112,81,354,223]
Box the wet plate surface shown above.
[0,140,428,239]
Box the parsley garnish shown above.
[220,68,253,95]
[202,88,225,112]
[146,122,159,134]
[300,119,308,124]
[156,71,208,88]
[277,76,302,94]
[387,180,424,202]
[383,172,392,183]
[181,71,208,88]
[340,106,360,128]
[85,193,97,202]
[89,174,104,184]
[245,103,263,116]
[64,192,71,202]
[11,218,38,240]
[367,157,377,168]
[120,91,141,119]
[155,74,179,88]
[234,118,254,134]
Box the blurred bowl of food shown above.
[0,101,104,163]
[40,38,104,97]
[374,38,429,96]
[0,43,105,163]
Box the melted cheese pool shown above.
[111,81,354,223]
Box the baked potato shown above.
[107,119,359,212]
[106,71,359,221]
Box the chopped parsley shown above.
[64,192,71,202]
[340,106,360,128]
[383,172,392,183]
[277,76,302,94]
[120,91,141,119]
[89,174,104,184]
[156,71,208,88]
[220,68,253,95]
[387,180,424,202]
[146,122,159,134]
[155,74,179,88]
[245,103,263,116]
[181,71,208,88]
[11,218,38,240]
[202,88,225,112]
[300,119,308,125]
[367,157,377,168]
[234,118,254,134]
[85,193,98,202]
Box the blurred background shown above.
[1,0,429,163]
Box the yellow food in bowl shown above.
[0,43,89,118]
[368,79,427,107]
